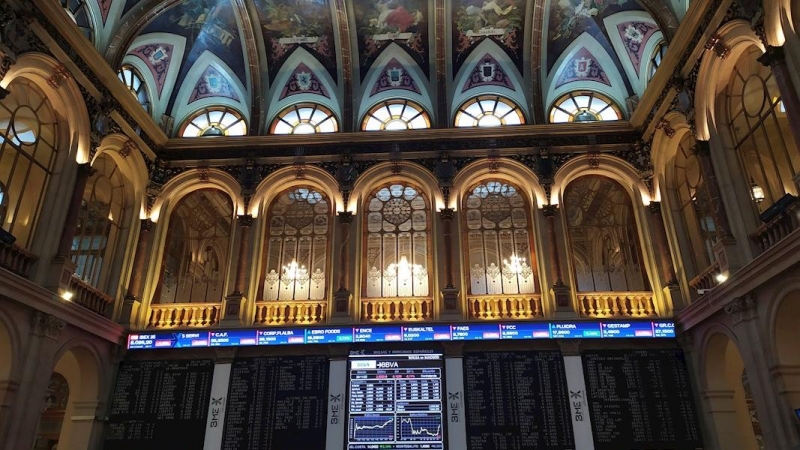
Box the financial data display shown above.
[347,351,444,450]
[128,321,676,350]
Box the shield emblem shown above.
[296,72,312,90]
[479,62,496,82]
[387,67,404,87]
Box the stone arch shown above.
[769,283,800,412]
[694,20,764,141]
[351,162,442,213]
[250,166,342,217]
[699,330,761,450]
[452,158,546,210]
[45,340,104,449]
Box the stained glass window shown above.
[550,91,622,123]
[117,66,151,113]
[463,181,537,295]
[364,183,430,298]
[270,103,338,134]
[179,107,247,137]
[454,95,525,128]
[262,188,331,301]
[362,99,430,131]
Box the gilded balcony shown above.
[467,294,544,320]
[148,303,220,328]
[68,276,113,316]
[361,297,434,322]
[577,292,656,318]
[254,301,327,325]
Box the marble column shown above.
[119,219,154,326]
[648,202,678,285]
[333,211,353,316]
[439,208,459,310]
[543,205,572,314]
[759,46,800,152]
[55,163,95,258]
[221,214,253,326]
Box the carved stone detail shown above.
[237,214,254,228]
[32,312,65,339]
[723,294,757,324]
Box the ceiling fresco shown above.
[253,0,338,84]
[353,0,430,81]
[86,0,680,134]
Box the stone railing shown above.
[148,303,220,328]
[0,243,37,278]
[68,276,113,316]
[751,196,799,254]
[361,297,434,322]
[689,261,721,296]
[577,292,656,318]
[467,294,544,320]
[254,301,327,325]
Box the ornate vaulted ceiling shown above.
[81,0,683,136]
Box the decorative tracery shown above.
[463,181,537,295]
[454,95,525,128]
[262,188,331,301]
[549,91,622,123]
[270,103,338,134]
[362,99,430,131]
[117,66,151,113]
[364,183,431,298]
[179,107,247,137]
[61,0,93,42]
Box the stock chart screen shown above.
[347,351,444,450]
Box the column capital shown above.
[690,139,711,156]
[648,201,662,215]
[337,210,354,224]
[140,218,154,232]
[438,207,455,221]
[237,214,254,227]
[542,204,559,218]
[32,312,65,340]
[757,46,785,68]
[723,293,757,325]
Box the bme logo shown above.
[330,393,342,425]
[448,392,461,423]
[569,391,584,421]
[209,397,224,428]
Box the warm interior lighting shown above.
[282,260,307,281]
[387,256,424,285]
[751,182,765,203]
[502,255,526,275]
[61,291,74,301]
[715,273,728,283]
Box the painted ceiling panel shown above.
[128,43,175,97]
[370,58,421,96]
[253,0,338,84]
[138,0,248,113]
[353,0,430,81]
[555,47,611,88]
[452,0,526,75]
[461,53,516,93]
[615,21,659,73]
[279,63,331,100]
[97,0,113,24]
[189,65,241,103]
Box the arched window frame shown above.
[563,175,650,293]
[725,46,798,215]
[461,180,539,296]
[270,103,338,135]
[154,189,235,304]
[454,95,525,128]
[117,66,152,114]
[0,78,59,249]
[648,41,668,81]
[362,181,433,299]
[70,155,130,292]
[61,0,94,42]
[178,107,247,137]
[259,187,332,302]
[361,99,431,131]
[549,91,623,123]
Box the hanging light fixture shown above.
[750,180,765,203]
[387,256,424,285]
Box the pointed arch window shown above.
[364,183,431,298]
[117,66,151,113]
[726,46,798,214]
[62,0,93,42]
[155,189,233,304]
[179,107,247,137]
[564,175,649,292]
[70,155,130,291]
[463,181,538,295]
[261,187,331,301]
[0,78,59,249]
[455,95,525,128]
[672,136,716,280]
[270,103,338,134]
[362,99,431,131]
[549,91,623,123]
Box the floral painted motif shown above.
[616,21,659,73]
[355,0,428,80]
[279,63,330,100]
[189,65,240,103]
[254,0,337,83]
[97,0,112,24]
[462,53,515,93]
[550,0,630,41]
[452,0,525,75]
[555,47,611,87]
[128,43,174,97]
[370,58,421,96]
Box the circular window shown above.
[270,103,338,135]
[454,95,525,128]
[549,91,623,123]
[362,99,430,131]
[742,75,767,118]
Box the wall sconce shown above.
[60,290,74,301]
[750,181,765,204]
[714,272,728,284]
